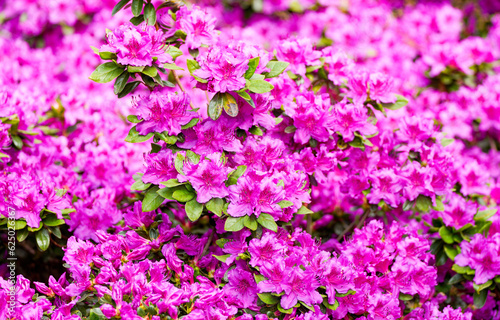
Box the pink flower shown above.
[331,102,377,142]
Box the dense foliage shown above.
[2,0,500,319]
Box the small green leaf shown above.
[244,216,258,231]
[181,118,199,130]
[166,46,183,60]
[278,200,294,208]
[225,217,245,232]
[185,199,204,221]
[114,72,130,95]
[15,220,27,230]
[161,179,185,188]
[43,215,65,227]
[36,229,50,251]
[117,81,140,98]
[99,51,117,60]
[296,206,313,215]
[213,254,231,263]
[222,93,238,117]
[130,14,145,25]
[112,0,131,15]
[277,303,293,314]
[432,198,444,212]
[257,213,277,232]
[131,179,151,191]
[143,3,156,25]
[452,264,475,275]
[131,0,143,16]
[439,226,454,244]
[237,91,255,108]
[336,289,356,297]
[143,66,158,78]
[473,280,492,293]
[186,59,201,73]
[399,293,413,301]
[244,57,260,79]
[185,150,200,164]
[441,138,454,147]
[142,186,164,211]
[125,126,153,143]
[248,80,274,94]
[415,195,432,212]
[226,165,247,186]
[208,93,224,120]
[444,245,458,260]
[175,153,185,175]
[16,228,29,242]
[128,66,145,73]
[323,297,339,310]
[265,61,290,78]
[448,273,464,285]
[475,209,497,222]
[206,198,224,216]
[249,126,263,136]
[172,189,195,202]
[127,115,142,123]
[473,289,488,308]
[258,292,279,305]
[89,62,125,83]
[163,63,184,70]
[381,94,408,110]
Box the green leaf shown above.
[399,293,413,301]
[237,91,255,108]
[143,66,158,78]
[475,209,497,222]
[206,198,224,216]
[131,179,151,191]
[225,216,245,232]
[277,303,293,314]
[143,3,156,25]
[130,14,145,25]
[432,198,444,212]
[336,289,356,297]
[258,292,279,305]
[117,81,140,98]
[185,150,200,165]
[49,226,62,239]
[473,289,488,308]
[296,205,313,215]
[142,186,164,211]
[278,200,294,208]
[11,135,22,149]
[99,51,117,60]
[441,138,454,147]
[114,72,130,95]
[458,223,473,232]
[452,264,474,275]
[244,216,258,231]
[348,136,364,149]
[323,297,339,310]
[128,66,145,73]
[249,126,263,136]
[112,0,131,15]
[265,61,290,78]
[244,57,260,79]
[187,59,201,73]
[226,165,247,186]
[125,125,153,143]
[131,0,143,16]
[16,228,29,242]
[381,94,408,110]
[181,118,199,130]
[127,115,142,123]
[439,226,454,244]
[172,189,195,202]
[473,280,492,293]
[213,254,231,263]
[43,215,65,227]
[257,213,277,232]
[415,195,432,212]
[185,199,204,221]
[444,245,458,260]
[160,179,185,188]
[166,46,183,60]
[90,62,125,83]
[36,229,50,251]
[208,93,224,120]
[248,79,274,94]
[222,93,238,117]
[163,63,184,71]
[448,273,464,285]
[175,153,185,175]
[15,220,27,230]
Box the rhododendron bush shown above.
[2,0,500,319]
